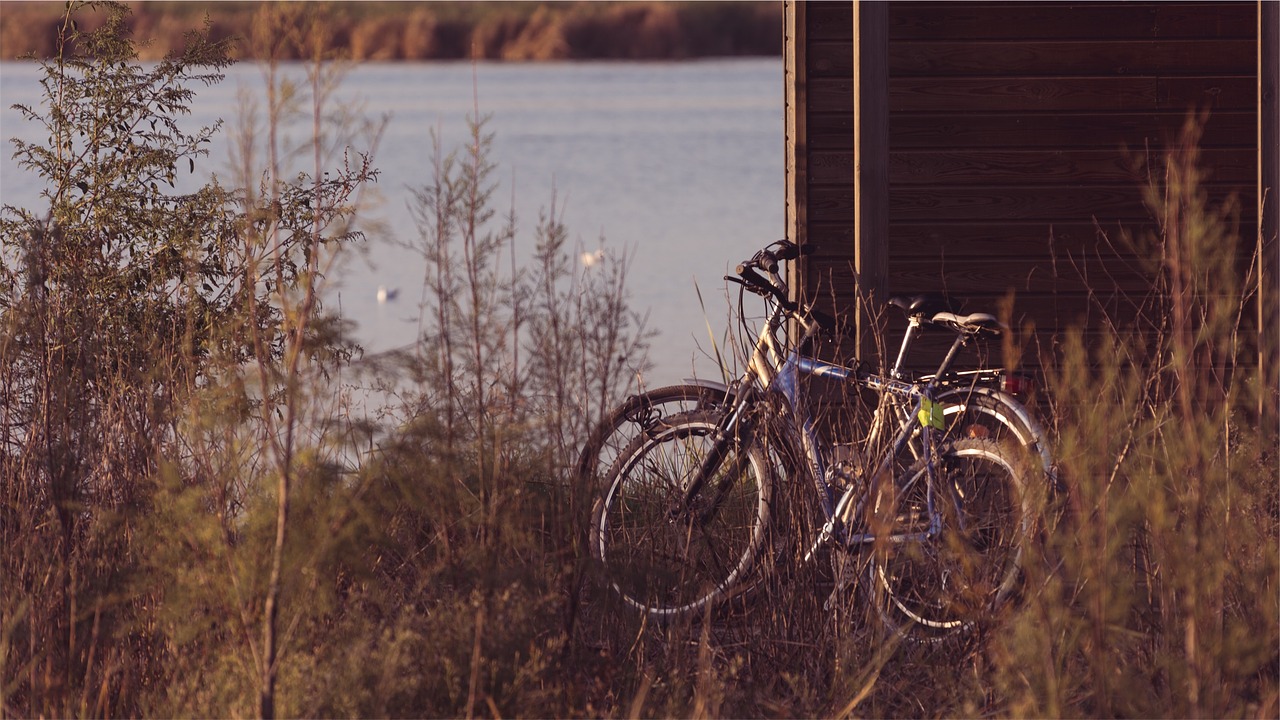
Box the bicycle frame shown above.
[689,276,985,564]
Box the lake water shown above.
[0,59,784,383]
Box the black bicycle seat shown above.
[888,293,959,319]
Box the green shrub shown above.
[991,116,1279,718]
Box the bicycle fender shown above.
[679,377,731,395]
[935,385,1058,487]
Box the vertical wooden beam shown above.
[784,0,808,302]
[1259,0,1278,416]
[853,0,889,353]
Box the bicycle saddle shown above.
[931,311,1006,336]
[889,294,1006,335]
[888,293,958,319]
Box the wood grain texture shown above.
[794,0,1261,371]
[808,77,1256,114]
[808,149,1256,186]
[812,39,1256,79]
[888,2,1256,42]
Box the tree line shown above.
[0,1,783,62]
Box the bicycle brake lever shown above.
[725,274,768,297]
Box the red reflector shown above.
[1002,374,1034,396]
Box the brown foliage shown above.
[0,1,783,62]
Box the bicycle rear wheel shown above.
[867,438,1032,641]
[591,410,772,621]
[936,388,1055,485]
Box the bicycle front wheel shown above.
[868,437,1032,641]
[591,410,772,621]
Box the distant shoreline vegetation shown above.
[0,1,784,61]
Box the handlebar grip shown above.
[736,264,771,289]
[773,241,818,261]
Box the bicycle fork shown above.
[667,399,759,527]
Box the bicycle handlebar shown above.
[733,264,788,302]
[728,241,851,339]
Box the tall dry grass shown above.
[987,115,1279,718]
[553,114,1279,718]
[2,3,1275,717]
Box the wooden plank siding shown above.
[788,1,1262,374]
[1261,0,1279,419]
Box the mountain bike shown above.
[586,240,1054,640]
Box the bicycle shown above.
[575,296,1053,509]
[586,240,1054,640]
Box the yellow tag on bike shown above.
[918,398,945,430]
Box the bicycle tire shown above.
[591,409,772,621]
[576,383,731,490]
[867,437,1033,641]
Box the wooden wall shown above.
[790,1,1261,372]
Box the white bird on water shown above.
[376,285,399,304]
[580,249,605,268]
